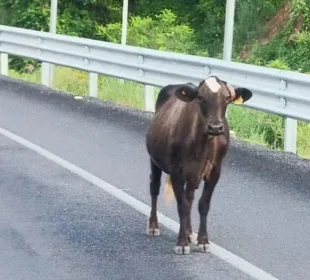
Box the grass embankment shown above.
[9,65,310,159]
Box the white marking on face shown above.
[204,77,221,93]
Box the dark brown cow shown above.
[145,75,253,254]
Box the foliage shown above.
[0,0,123,71]
[2,0,310,157]
[187,0,227,57]
[240,0,310,72]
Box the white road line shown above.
[0,126,279,280]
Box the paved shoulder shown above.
[0,135,252,280]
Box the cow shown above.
[145,75,253,255]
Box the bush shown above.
[266,58,291,70]
[95,9,205,56]
[284,31,310,72]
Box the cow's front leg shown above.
[197,166,221,252]
[185,179,199,244]
[171,174,190,255]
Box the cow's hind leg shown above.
[147,159,162,237]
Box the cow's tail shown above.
[164,175,174,205]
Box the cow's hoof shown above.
[174,245,190,255]
[147,227,160,236]
[146,219,160,236]
[188,233,197,244]
[197,243,209,253]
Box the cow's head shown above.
[174,76,252,135]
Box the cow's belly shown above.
[146,133,171,174]
[146,134,205,178]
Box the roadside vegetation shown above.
[1,0,310,158]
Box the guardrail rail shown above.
[1,24,310,154]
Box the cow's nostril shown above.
[208,123,224,134]
[208,124,214,130]
[217,124,224,131]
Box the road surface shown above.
[0,75,309,280]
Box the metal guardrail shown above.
[0,24,310,153]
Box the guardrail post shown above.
[40,0,57,88]
[119,0,128,85]
[41,62,53,87]
[0,53,9,76]
[284,117,297,154]
[223,0,236,120]
[144,85,155,112]
[89,72,98,98]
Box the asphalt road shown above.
[0,75,309,280]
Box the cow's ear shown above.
[175,84,198,102]
[232,88,253,104]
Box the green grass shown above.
[8,65,310,159]
[11,66,147,110]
